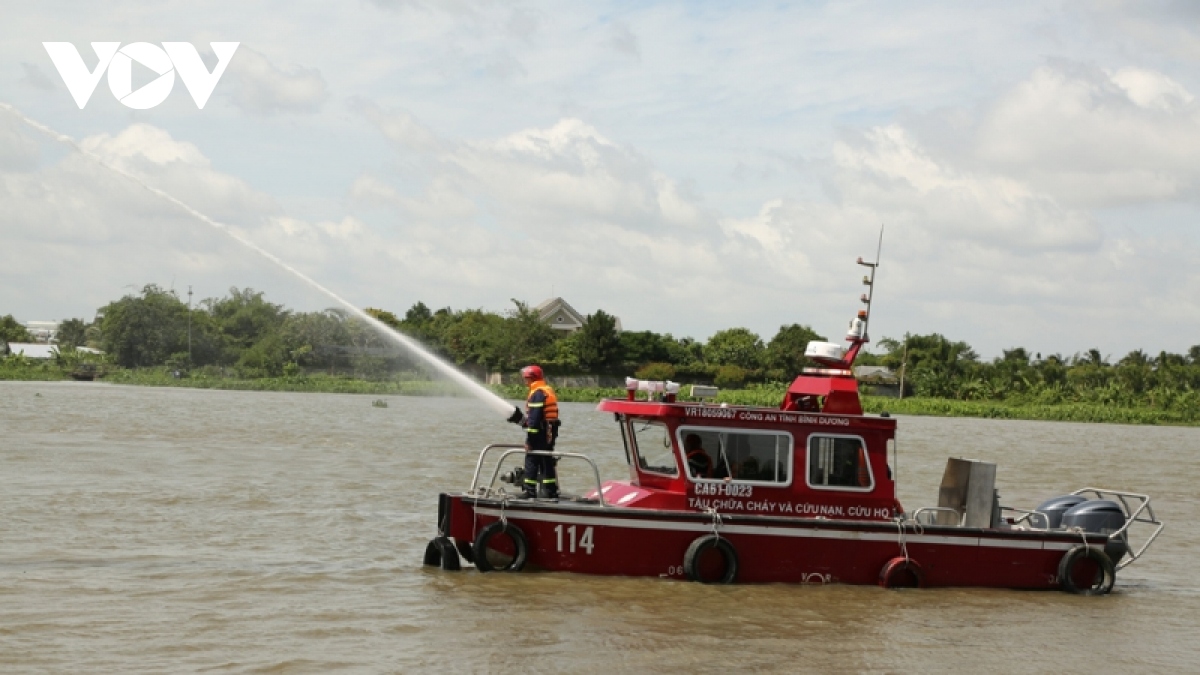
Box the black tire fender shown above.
[473,521,529,573]
[422,536,461,571]
[1058,545,1116,595]
[683,534,738,584]
[455,538,476,565]
[422,538,443,567]
[878,556,924,589]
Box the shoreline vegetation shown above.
[2,364,1196,426]
[5,286,1200,427]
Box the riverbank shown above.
[3,363,1196,425]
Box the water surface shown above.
[2,381,1198,673]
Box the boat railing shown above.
[911,505,1051,530]
[1071,487,1165,570]
[910,506,965,526]
[467,443,609,507]
[1001,507,1050,530]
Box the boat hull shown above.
[440,493,1107,589]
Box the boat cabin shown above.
[596,376,899,521]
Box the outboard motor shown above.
[1061,499,1129,565]
[1035,494,1088,529]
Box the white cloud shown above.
[1110,67,1194,110]
[972,63,1200,206]
[77,124,277,222]
[0,115,39,171]
[223,46,328,114]
[833,124,1100,251]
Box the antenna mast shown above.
[855,224,884,340]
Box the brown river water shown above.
[3,380,1199,673]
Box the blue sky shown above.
[2,1,1199,360]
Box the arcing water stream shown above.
[0,102,518,419]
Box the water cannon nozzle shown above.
[506,406,525,425]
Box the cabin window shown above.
[807,435,873,491]
[629,419,678,476]
[679,427,792,485]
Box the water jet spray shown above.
[1,102,520,420]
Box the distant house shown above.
[23,320,60,343]
[854,365,900,398]
[853,366,896,382]
[535,297,622,333]
[4,342,58,359]
[536,297,585,332]
[2,343,103,359]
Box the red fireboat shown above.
[425,254,1163,594]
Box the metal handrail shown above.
[467,443,610,507]
[1001,507,1050,530]
[910,506,965,526]
[1071,487,1165,570]
[468,443,525,492]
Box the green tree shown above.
[281,310,353,371]
[439,309,508,369]
[0,315,32,343]
[765,324,826,375]
[365,307,403,330]
[236,331,290,377]
[575,310,622,370]
[99,285,220,368]
[879,333,978,398]
[619,330,675,365]
[704,328,764,369]
[664,335,704,365]
[635,362,676,381]
[502,299,558,369]
[205,288,289,364]
[714,364,748,389]
[56,318,89,349]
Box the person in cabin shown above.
[738,456,761,481]
[684,433,713,478]
[517,364,560,499]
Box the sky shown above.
[2,1,1199,361]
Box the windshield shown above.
[629,419,678,476]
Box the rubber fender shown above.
[455,538,476,565]
[472,521,529,573]
[438,538,461,571]
[683,534,738,584]
[878,556,924,589]
[422,538,443,567]
[1058,545,1116,596]
[423,536,461,570]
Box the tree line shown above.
[2,285,826,387]
[4,285,1200,411]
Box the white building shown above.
[2,343,103,359]
[23,320,60,343]
[535,297,622,333]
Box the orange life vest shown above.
[526,380,559,421]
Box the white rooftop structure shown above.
[535,297,623,333]
[3,343,103,359]
[23,320,60,343]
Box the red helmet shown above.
[520,364,543,380]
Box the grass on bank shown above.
[3,361,1197,426]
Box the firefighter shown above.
[515,364,560,499]
[684,433,713,478]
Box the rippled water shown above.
[2,381,1199,673]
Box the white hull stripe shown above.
[473,507,1080,552]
